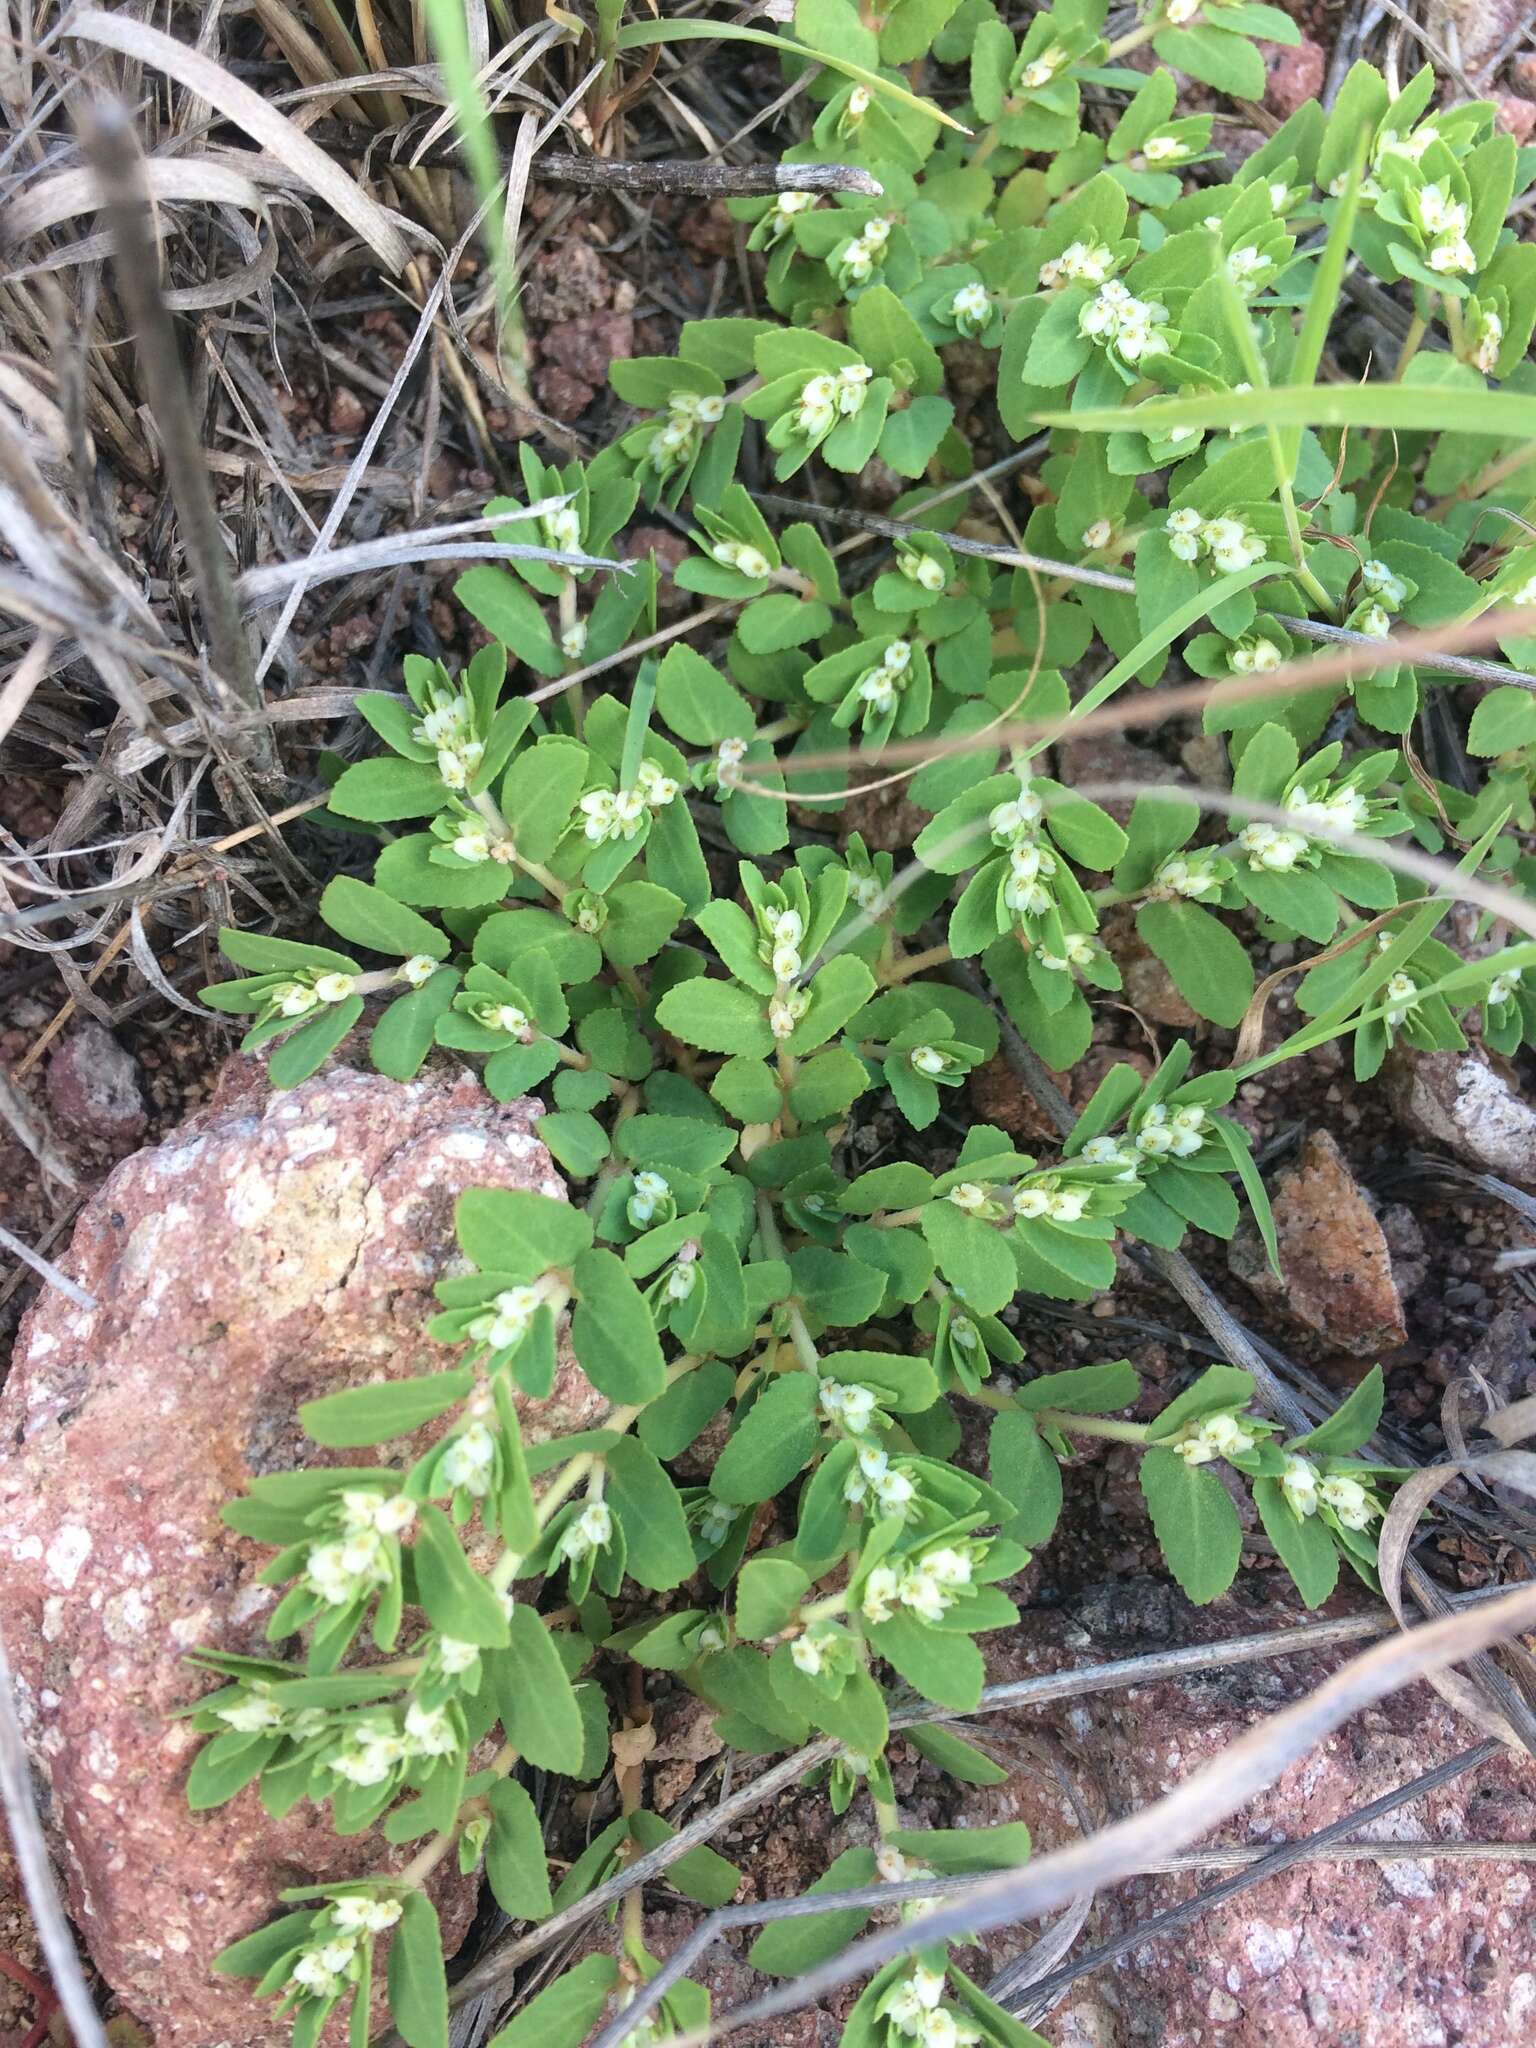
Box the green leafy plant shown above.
[194,4,1536,2043]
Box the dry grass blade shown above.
[650,1584,1536,2048]
[0,1626,111,2048]
[0,154,268,241]
[84,98,272,780]
[66,7,413,271]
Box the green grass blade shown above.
[614,18,969,133]
[1282,137,1368,471]
[1039,384,1536,441]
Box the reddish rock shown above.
[0,1059,605,2047]
[44,1021,146,1144]
[535,362,601,422]
[1459,0,1524,77]
[1264,35,1326,119]
[1228,1129,1408,1359]
[1388,1046,1536,1185]
[1496,94,1536,144]
[960,1604,1536,2048]
[1513,54,1536,101]
[539,308,635,397]
[523,239,610,323]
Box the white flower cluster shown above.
[1011,1178,1090,1222]
[1133,1101,1207,1159]
[1416,182,1475,275]
[1473,309,1504,374]
[1283,778,1370,838]
[819,1378,880,1434]
[1283,1454,1380,1529]
[649,387,726,473]
[711,536,773,579]
[1143,132,1191,164]
[844,1440,918,1517]
[861,1545,972,1625]
[1080,517,1114,551]
[764,188,817,244]
[1359,557,1409,608]
[413,691,485,792]
[1079,1134,1141,1182]
[1021,40,1068,88]
[945,280,992,338]
[1164,508,1268,572]
[1238,821,1310,872]
[661,1257,697,1303]
[628,1170,671,1227]
[900,550,947,593]
[856,639,915,717]
[877,1964,983,2048]
[1229,637,1282,674]
[835,215,892,288]
[1037,930,1097,974]
[470,1282,544,1352]
[1487,966,1522,1008]
[760,903,806,984]
[1039,238,1116,290]
[790,1631,833,1675]
[1079,280,1171,362]
[716,734,750,786]
[1175,1408,1256,1466]
[439,1421,497,1497]
[267,969,357,1020]
[769,988,811,1040]
[1508,572,1536,610]
[946,1180,995,1215]
[446,817,516,865]
[698,1496,735,1547]
[987,787,1059,918]
[557,1497,613,1564]
[578,759,679,843]
[1384,970,1419,1027]
[795,363,873,439]
[286,1901,406,2007]
[304,1491,415,1608]
[1153,852,1224,900]
[1164,0,1200,20]
[1226,243,1275,297]
[327,1698,456,1789]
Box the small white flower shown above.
[331,1895,403,1935]
[314,972,355,1005]
[1012,1185,1050,1218]
[1384,970,1418,1027]
[846,85,871,119]
[440,1422,497,1495]
[777,189,817,218]
[437,1637,480,1676]
[1022,42,1067,88]
[861,1564,900,1625]
[403,1700,458,1758]
[947,1181,989,1213]
[664,1261,697,1302]
[872,1465,916,1515]
[290,1951,343,1998]
[838,363,873,413]
[1046,1187,1088,1222]
[1281,1455,1320,1519]
[1319,1473,1378,1530]
[218,1693,285,1734]
[1144,133,1187,163]
[911,1044,948,1077]
[1429,234,1476,276]
[840,1384,877,1433]
[1165,0,1200,20]
[791,1635,824,1676]
[1488,967,1522,1007]
[1081,518,1113,551]
[949,280,991,328]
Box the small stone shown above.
[0,1057,606,2047]
[1227,1129,1408,1357]
[1496,94,1536,144]
[326,385,367,436]
[1512,54,1536,101]
[1264,35,1325,119]
[538,307,635,393]
[45,1020,146,1143]
[1388,1046,1536,1185]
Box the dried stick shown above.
[83,100,272,776]
[532,154,882,196]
